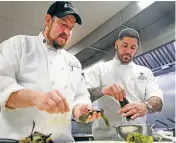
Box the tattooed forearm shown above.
[147,96,163,114]
[88,87,104,102]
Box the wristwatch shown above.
[144,101,153,113]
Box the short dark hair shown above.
[118,28,140,45]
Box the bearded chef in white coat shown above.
[85,28,163,140]
[0,1,101,142]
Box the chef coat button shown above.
[43,39,46,43]
[50,61,53,65]
[65,85,68,89]
[60,133,64,139]
[51,81,55,85]
[57,50,61,54]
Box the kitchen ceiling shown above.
[68,1,175,69]
[0,1,130,48]
[0,1,174,70]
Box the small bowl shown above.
[114,124,153,141]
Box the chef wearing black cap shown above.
[44,1,82,49]
[0,1,101,142]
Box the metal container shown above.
[0,139,19,143]
[114,124,154,141]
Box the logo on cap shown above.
[64,3,69,8]
[64,3,73,9]
[64,3,77,12]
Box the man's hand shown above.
[34,90,70,114]
[119,102,148,120]
[102,84,126,101]
[73,104,101,123]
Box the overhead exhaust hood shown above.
[133,40,175,72]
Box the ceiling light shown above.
[137,1,155,9]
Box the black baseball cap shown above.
[47,1,82,25]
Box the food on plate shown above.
[79,108,110,127]
[127,132,153,143]
[20,121,54,143]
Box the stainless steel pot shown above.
[114,124,154,141]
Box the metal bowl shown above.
[114,124,154,141]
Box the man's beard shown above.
[120,53,132,64]
[51,40,65,50]
[47,31,67,50]
[116,48,133,64]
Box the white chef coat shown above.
[0,32,91,142]
[85,58,163,140]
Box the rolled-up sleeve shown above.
[0,37,24,110]
[144,70,163,102]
